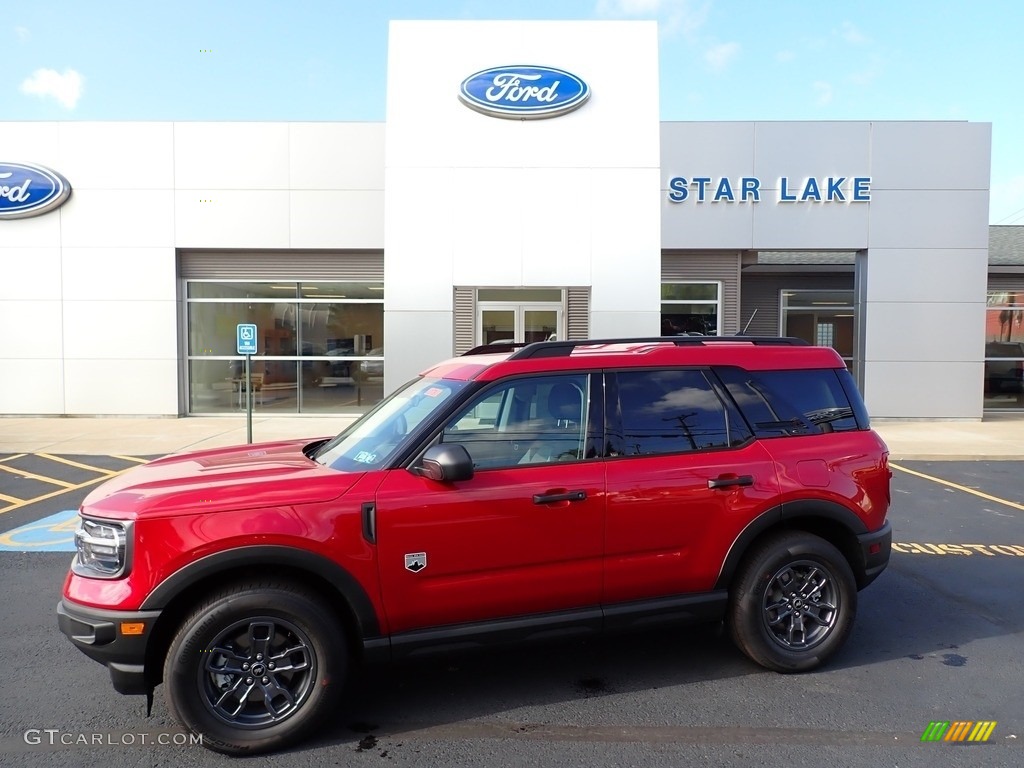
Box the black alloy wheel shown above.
[163,581,347,754]
[729,531,857,672]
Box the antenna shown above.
[739,308,759,335]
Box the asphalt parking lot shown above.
[0,454,1021,767]
[0,453,152,549]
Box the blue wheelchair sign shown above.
[237,323,258,355]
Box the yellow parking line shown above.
[52,515,81,531]
[111,455,149,464]
[36,453,118,476]
[0,453,27,463]
[0,492,22,504]
[0,464,74,488]
[0,472,119,516]
[890,462,1024,512]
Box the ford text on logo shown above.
[459,65,590,119]
[0,163,72,219]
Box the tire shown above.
[162,581,347,755]
[728,531,856,673]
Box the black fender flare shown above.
[714,500,868,591]
[140,545,381,639]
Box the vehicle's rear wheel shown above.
[163,581,346,754]
[729,531,856,672]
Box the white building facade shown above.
[0,20,993,420]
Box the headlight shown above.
[73,517,131,579]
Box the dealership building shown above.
[0,20,1012,421]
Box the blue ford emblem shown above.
[459,65,590,119]
[0,162,72,219]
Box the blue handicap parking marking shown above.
[0,509,78,552]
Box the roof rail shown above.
[483,336,810,360]
[462,341,531,357]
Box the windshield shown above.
[312,377,466,472]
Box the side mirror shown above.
[415,443,474,483]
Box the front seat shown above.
[518,382,583,464]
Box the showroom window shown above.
[985,289,1024,410]
[661,282,720,336]
[185,281,384,415]
[781,290,855,373]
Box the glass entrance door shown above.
[479,303,563,345]
[523,306,559,343]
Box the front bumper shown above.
[57,599,161,695]
[856,519,893,588]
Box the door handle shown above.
[708,474,754,490]
[533,490,587,504]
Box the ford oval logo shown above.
[0,162,72,219]
[459,65,590,120]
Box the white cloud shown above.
[847,70,873,87]
[597,0,665,12]
[20,68,84,109]
[813,80,833,106]
[841,21,868,44]
[704,41,739,72]
[596,0,710,39]
[15,26,30,42]
[847,53,884,87]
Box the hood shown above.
[81,438,360,519]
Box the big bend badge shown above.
[404,552,427,573]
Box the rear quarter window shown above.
[715,366,865,437]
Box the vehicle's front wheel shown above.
[163,581,347,754]
[729,532,856,672]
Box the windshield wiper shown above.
[753,419,815,436]
[304,438,333,462]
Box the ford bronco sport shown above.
[58,337,892,754]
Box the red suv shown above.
[58,337,891,754]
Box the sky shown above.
[4,0,1023,224]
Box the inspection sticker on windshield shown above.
[353,451,378,464]
[425,387,443,397]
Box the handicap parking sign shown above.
[237,323,258,355]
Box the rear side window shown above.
[715,366,864,437]
[610,369,751,456]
